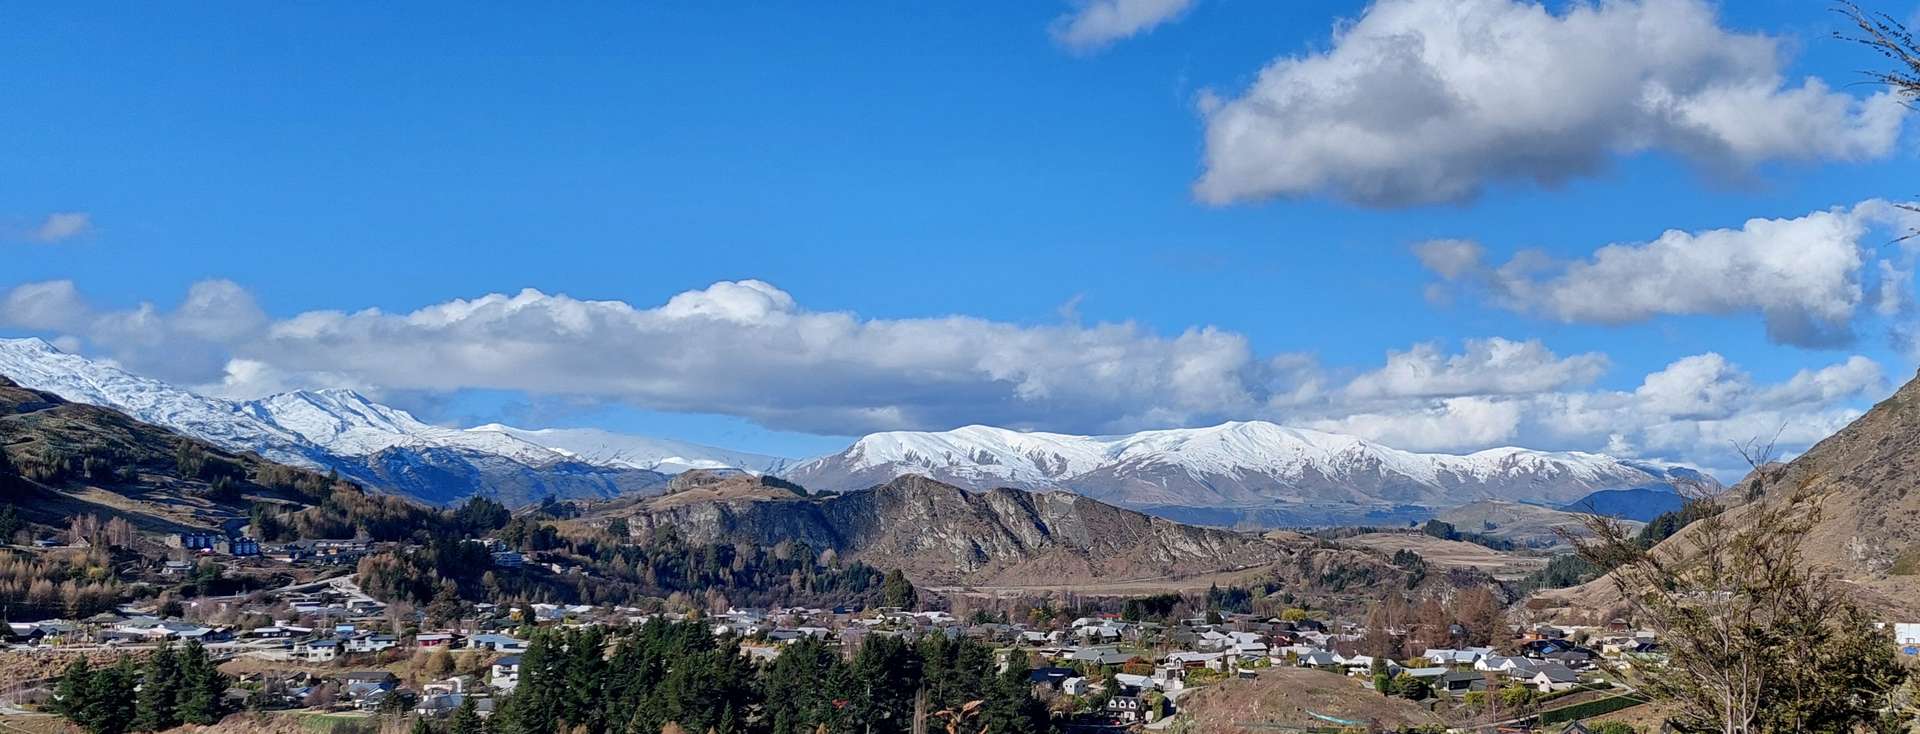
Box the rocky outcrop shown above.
[620,474,1285,585]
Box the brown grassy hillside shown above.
[1537,370,1920,619]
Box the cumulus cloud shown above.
[3,279,1278,436]
[1052,0,1196,51]
[0,278,265,384]
[1344,337,1607,399]
[1195,0,1909,206]
[1310,350,1881,475]
[1419,200,1920,347]
[0,277,1890,477]
[1308,397,1525,451]
[0,281,89,331]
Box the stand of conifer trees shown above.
[493,619,1051,734]
[54,641,229,734]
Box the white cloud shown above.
[1195,0,1909,206]
[27,212,92,243]
[1420,200,1920,347]
[1307,350,1881,474]
[0,277,1890,477]
[1635,353,1748,420]
[1308,396,1525,451]
[0,280,88,331]
[1052,0,1196,51]
[0,278,264,384]
[1411,239,1485,280]
[1345,337,1607,399]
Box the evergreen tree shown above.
[559,626,608,730]
[175,640,226,725]
[54,658,93,724]
[761,637,842,734]
[841,634,922,734]
[881,569,916,610]
[448,695,485,734]
[496,628,563,734]
[135,643,183,731]
[0,502,21,543]
[410,716,438,734]
[56,656,138,734]
[982,654,1049,734]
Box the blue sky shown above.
[3,1,1918,474]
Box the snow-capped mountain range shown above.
[0,338,780,505]
[0,336,1711,522]
[785,422,1714,525]
[465,424,793,475]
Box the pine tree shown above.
[982,653,1048,734]
[135,643,183,731]
[54,658,93,723]
[560,627,607,730]
[448,695,485,734]
[762,637,842,734]
[175,640,226,725]
[410,716,438,734]
[58,656,138,734]
[93,657,139,734]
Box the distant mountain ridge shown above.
[467,424,792,475]
[0,373,341,533]
[0,338,781,506]
[600,472,1403,589]
[786,422,1714,526]
[0,337,1716,521]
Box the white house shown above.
[297,639,341,662]
[490,655,522,691]
[346,633,398,654]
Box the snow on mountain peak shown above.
[466,424,794,475]
[788,418,1713,511]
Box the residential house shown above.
[1296,650,1338,669]
[1439,670,1489,693]
[297,639,341,663]
[1527,663,1581,692]
[415,693,467,718]
[1027,666,1075,690]
[415,632,460,649]
[423,677,467,695]
[1423,647,1492,666]
[1105,695,1147,724]
[466,633,528,653]
[490,656,522,691]
[345,633,398,654]
[1111,673,1155,694]
[1067,645,1136,667]
[342,671,398,700]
